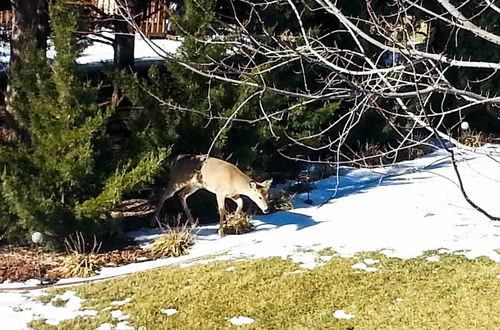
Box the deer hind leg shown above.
[151,182,186,227]
[177,186,200,227]
[216,194,227,237]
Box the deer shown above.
[152,155,272,236]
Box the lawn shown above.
[30,251,500,329]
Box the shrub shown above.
[222,212,255,235]
[147,224,195,259]
[458,130,486,148]
[269,190,295,212]
[56,232,103,278]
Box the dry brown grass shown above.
[54,232,104,278]
[268,190,295,212]
[57,253,103,278]
[458,130,486,147]
[147,224,195,259]
[222,212,255,235]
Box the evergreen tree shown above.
[0,0,167,248]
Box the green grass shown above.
[30,252,500,329]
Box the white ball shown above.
[460,121,469,130]
[31,232,44,244]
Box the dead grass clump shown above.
[147,224,195,259]
[269,190,295,212]
[56,232,103,278]
[58,253,103,278]
[458,130,486,147]
[222,212,255,235]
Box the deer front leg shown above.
[232,195,243,214]
[216,194,227,237]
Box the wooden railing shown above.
[140,0,171,38]
[0,10,12,31]
[0,1,173,38]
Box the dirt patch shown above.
[0,244,150,284]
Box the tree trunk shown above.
[113,18,135,71]
[112,0,148,102]
[4,0,49,144]
[9,0,48,72]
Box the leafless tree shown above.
[117,0,500,220]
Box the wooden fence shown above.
[0,10,12,32]
[0,0,173,38]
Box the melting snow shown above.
[115,321,134,330]
[1,147,500,328]
[110,310,130,321]
[230,316,255,325]
[332,310,356,319]
[111,297,132,306]
[0,290,97,329]
[161,308,178,316]
[351,262,379,272]
[95,323,114,330]
[426,256,441,262]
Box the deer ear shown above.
[261,179,273,188]
[249,181,257,189]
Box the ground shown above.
[1,147,500,329]
[0,244,148,285]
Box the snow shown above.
[0,32,181,71]
[161,308,178,316]
[0,290,97,329]
[229,316,255,325]
[426,255,441,262]
[332,310,356,319]
[1,147,500,328]
[111,297,132,306]
[351,262,379,272]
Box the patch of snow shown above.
[289,252,326,269]
[351,262,378,272]
[363,258,379,265]
[283,270,304,275]
[0,290,97,329]
[111,297,132,305]
[225,266,236,271]
[111,310,130,320]
[1,33,181,71]
[395,298,404,302]
[95,323,114,330]
[496,274,500,279]
[161,308,178,316]
[115,321,134,330]
[319,255,334,262]
[229,316,255,325]
[426,256,440,262]
[332,310,356,319]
